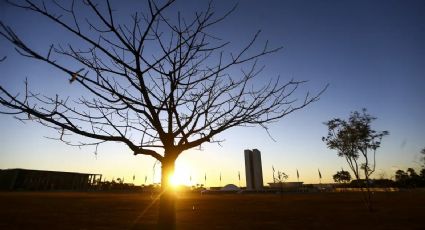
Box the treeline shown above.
[333,168,425,188]
[394,168,425,188]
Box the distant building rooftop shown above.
[0,168,101,191]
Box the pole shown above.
[296,169,300,192]
[318,169,322,185]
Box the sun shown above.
[169,173,180,187]
[168,166,192,187]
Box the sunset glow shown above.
[0,0,424,187]
[0,0,424,228]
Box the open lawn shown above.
[0,191,424,229]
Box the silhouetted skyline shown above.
[1,0,424,186]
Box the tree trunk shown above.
[157,156,177,230]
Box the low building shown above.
[0,168,101,191]
[268,182,304,189]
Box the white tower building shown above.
[244,149,264,190]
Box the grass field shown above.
[0,191,424,229]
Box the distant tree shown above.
[407,168,418,178]
[395,169,408,185]
[419,149,425,187]
[421,148,425,168]
[276,171,289,183]
[396,168,422,188]
[0,0,326,228]
[396,168,423,188]
[274,170,289,194]
[323,109,389,211]
[333,170,351,184]
[420,168,425,179]
[408,168,422,187]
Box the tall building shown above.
[244,149,263,190]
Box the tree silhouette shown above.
[323,109,388,211]
[0,0,325,228]
[276,171,289,183]
[407,168,418,177]
[395,168,424,188]
[273,170,288,194]
[420,168,425,179]
[333,170,351,184]
[395,169,409,186]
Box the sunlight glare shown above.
[168,164,192,187]
[169,173,179,187]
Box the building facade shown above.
[244,149,264,190]
[0,168,101,191]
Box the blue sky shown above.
[1,0,424,186]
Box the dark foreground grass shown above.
[0,191,424,229]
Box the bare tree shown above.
[276,170,289,184]
[276,170,288,193]
[0,0,325,228]
[323,109,388,211]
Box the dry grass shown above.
[0,191,424,229]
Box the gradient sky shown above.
[1,0,424,186]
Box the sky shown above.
[1,0,424,186]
